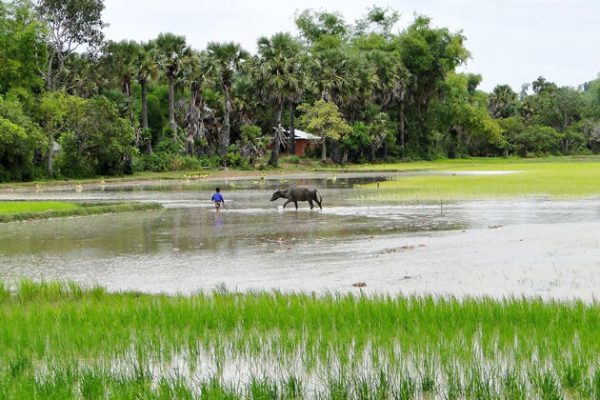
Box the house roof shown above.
[286,129,321,141]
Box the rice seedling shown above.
[356,158,600,201]
[1,281,600,398]
[0,201,162,223]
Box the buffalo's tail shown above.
[315,190,323,210]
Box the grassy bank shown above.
[1,281,599,399]
[358,157,600,201]
[2,155,600,193]
[0,157,336,190]
[0,201,162,223]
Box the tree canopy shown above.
[0,1,599,181]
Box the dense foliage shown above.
[1,1,600,181]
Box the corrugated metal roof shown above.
[286,129,321,141]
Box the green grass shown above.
[2,281,600,398]
[3,155,599,192]
[357,157,600,201]
[0,201,79,215]
[0,201,162,223]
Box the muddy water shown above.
[1,173,600,299]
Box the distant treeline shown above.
[1,0,600,182]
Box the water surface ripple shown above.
[1,174,600,299]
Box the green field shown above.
[0,201,79,214]
[0,201,162,223]
[1,281,599,399]
[357,157,600,201]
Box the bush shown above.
[141,152,173,172]
[512,125,561,156]
[155,138,180,154]
[226,145,244,168]
[169,155,202,171]
[282,155,301,164]
[0,98,46,182]
[199,156,221,169]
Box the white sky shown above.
[102,0,600,92]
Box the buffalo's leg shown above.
[314,196,322,210]
[294,201,298,210]
[309,200,314,209]
[283,200,293,209]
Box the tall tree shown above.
[100,40,140,124]
[207,41,250,164]
[0,0,47,94]
[298,99,351,162]
[57,96,135,177]
[0,97,45,181]
[256,32,303,166]
[153,33,191,135]
[135,42,159,153]
[398,15,469,157]
[39,91,86,175]
[181,50,215,155]
[297,9,371,162]
[488,84,519,119]
[37,0,106,91]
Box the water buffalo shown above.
[270,185,322,210]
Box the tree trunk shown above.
[399,89,406,155]
[268,105,283,167]
[126,81,134,125]
[220,85,231,165]
[126,81,137,148]
[141,80,153,154]
[47,132,54,176]
[288,102,296,155]
[141,81,149,131]
[321,139,327,163]
[187,89,198,156]
[187,135,194,155]
[168,76,177,134]
[46,52,55,91]
[198,98,206,156]
[331,141,341,164]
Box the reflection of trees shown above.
[1,212,162,256]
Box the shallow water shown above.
[2,172,600,299]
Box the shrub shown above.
[141,152,173,172]
[226,145,244,168]
[169,155,202,171]
[283,155,301,164]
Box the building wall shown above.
[295,140,308,156]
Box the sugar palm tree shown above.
[135,42,159,153]
[181,50,216,155]
[256,32,303,166]
[207,42,250,164]
[152,33,191,135]
[489,84,519,119]
[101,40,140,124]
[305,46,367,162]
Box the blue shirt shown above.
[211,193,224,203]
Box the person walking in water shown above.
[211,187,225,213]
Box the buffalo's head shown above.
[270,189,282,201]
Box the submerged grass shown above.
[0,201,162,223]
[357,158,600,201]
[2,281,600,398]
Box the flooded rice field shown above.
[1,172,600,299]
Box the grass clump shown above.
[0,200,78,214]
[0,201,162,223]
